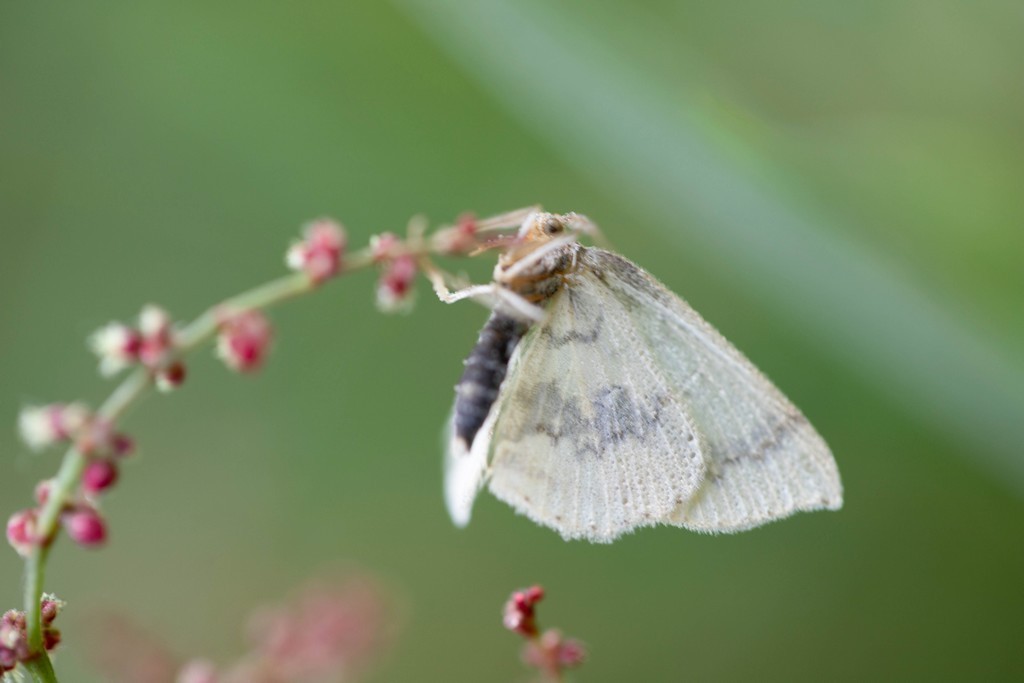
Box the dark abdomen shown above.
[454,313,529,449]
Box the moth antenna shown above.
[474,205,544,234]
[469,234,519,256]
[563,212,613,249]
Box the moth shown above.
[440,210,842,542]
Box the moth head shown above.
[499,213,575,266]
[516,212,601,244]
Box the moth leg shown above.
[423,261,545,322]
[491,287,546,322]
[420,256,482,303]
[438,284,543,323]
[446,284,499,305]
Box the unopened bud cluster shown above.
[0,595,63,674]
[432,212,480,255]
[5,211,503,670]
[9,404,134,555]
[503,585,586,680]
[370,232,419,313]
[286,218,347,284]
[168,577,389,683]
[90,304,185,391]
[216,310,273,373]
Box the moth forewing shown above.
[578,249,843,532]
[485,278,709,542]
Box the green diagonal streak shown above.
[397,0,1024,492]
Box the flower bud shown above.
[287,218,346,284]
[40,595,64,626]
[112,433,136,458]
[503,585,544,637]
[138,304,175,367]
[89,323,143,376]
[434,213,479,254]
[83,459,119,495]
[376,255,418,313]
[6,509,38,557]
[370,232,400,262]
[63,507,107,547]
[216,310,273,373]
[156,361,187,392]
[43,628,61,651]
[18,403,89,451]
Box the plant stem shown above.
[15,230,454,677]
[20,653,57,683]
[21,546,56,682]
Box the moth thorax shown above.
[496,242,580,303]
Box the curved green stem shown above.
[21,546,56,682]
[14,226,471,678]
[20,653,57,683]
[9,214,512,679]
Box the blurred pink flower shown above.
[375,255,418,313]
[287,219,346,284]
[216,310,273,373]
[503,585,586,682]
[89,575,393,683]
[18,403,90,451]
[503,585,544,637]
[246,576,391,682]
[88,614,180,683]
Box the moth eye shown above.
[544,220,564,235]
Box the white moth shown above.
[441,211,842,543]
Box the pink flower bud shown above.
[370,232,400,262]
[18,403,89,451]
[6,509,39,557]
[63,507,107,547]
[75,420,134,459]
[1,610,25,630]
[437,213,479,254]
[0,618,23,652]
[554,635,586,667]
[83,459,119,494]
[139,304,172,338]
[522,629,588,675]
[503,585,544,637]
[112,433,136,458]
[89,322,142,376]
[287,218,346,284]
[40,595,64,626]
[156,361,187,392]
[138,305,175,367]
[0,647,16,672]
[376,255,418,313]
[216,310,273,373]
[43,627,61,651]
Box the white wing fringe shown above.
[443,409,497,527]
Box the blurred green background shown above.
[2,1,1022,681]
